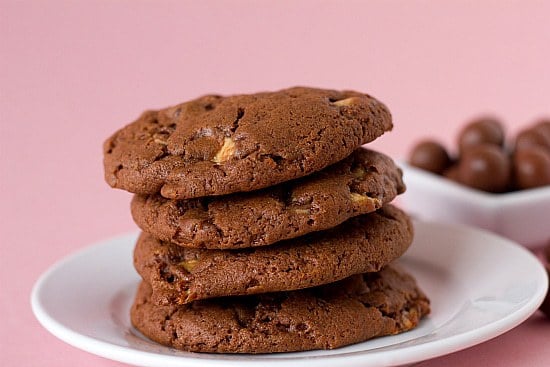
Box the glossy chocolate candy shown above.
[458,117,505,153]
[409,140,451,174]
[540,243,550,319]
[516,126,550,151]
[457,144,511,193]
[513,146,550,189]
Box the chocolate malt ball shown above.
[541,266,550,318]
[513,146,550,189]
[533,119,550,138]
[540,243,550,318]
[409,140,451,174]
[458,118,505,153]
[458,144,511,192]
[515,128,550,151]
[443,163,460,182]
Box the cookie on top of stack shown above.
[103,87,430,353]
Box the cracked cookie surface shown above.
[133,205,413,305]
[104,87,392,199]
[130,265,430,353]
[131,148,405,249]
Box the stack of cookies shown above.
[103,87,430,353]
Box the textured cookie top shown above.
[134,205,413,305]
[131,266,430,353]
[104,87,392,199]
[131,148,405,249]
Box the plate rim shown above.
[31,223,548,367]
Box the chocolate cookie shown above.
[130,266,430,353]
[131,148,405,249]
[104,87,392,199]
[134,205,413,305]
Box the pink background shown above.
[1,1,549,365]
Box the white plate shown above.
[31,222,548,367]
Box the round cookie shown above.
[134,205,413,305]
[131,148,405,249]
[104,87,393,199]
[130,266,430,353]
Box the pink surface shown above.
[1,1,549,365]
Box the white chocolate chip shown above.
[212,137,236,163]
[352,167,366,178]
[350,193,381,207]
[332,97,361,107]
[154,138,168,145]
[180,259,198,272]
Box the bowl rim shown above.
[399,161,550,207]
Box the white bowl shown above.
[399,162,550,249]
